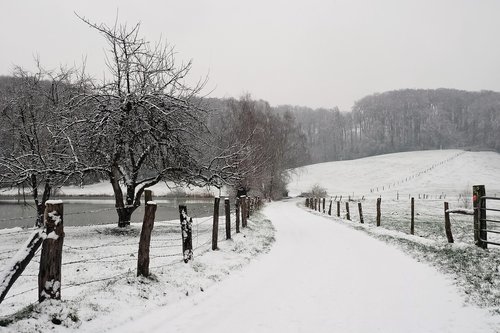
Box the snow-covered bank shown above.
[110,200,500,333]
[0,213,275,332]
[0,181,223,198]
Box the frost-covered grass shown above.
[0,212,275,332]
[336,196,487,244]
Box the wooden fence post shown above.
[376,198,381,227]
[225,198,231,240]
[328,200,332,216]
[137,201,158,276]
[345,202,350,220]
[444,202,454,243]
[241,195,247,228]
[473,185,486,249]
[358,202,364,224]
[235,197,241,233]
[306,198,310,208]
[322,198,326,213]
[38,200,64,302]
[178,205,193,263]
[410,197,415,235]
[212,197,220,250]
[337,201,340,217]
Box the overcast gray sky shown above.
[1,0,499,110]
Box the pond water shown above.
[0,197,225,229]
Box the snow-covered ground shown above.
[1,149,500,332]
[109,200,500,333]
[0,214,275,332]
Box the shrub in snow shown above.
[309,184,327,198]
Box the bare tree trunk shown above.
[36,182,52,228]
[109,166,137,227]
[117,207,135,227]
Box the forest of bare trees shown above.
[277,88,500,164]
[205,95,309,199]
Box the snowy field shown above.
[289,149,500,198]
[289,149,500,245]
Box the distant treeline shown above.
[274,88,500,164]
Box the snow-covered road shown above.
[112,200,498,333]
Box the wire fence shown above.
[0,196,260,318]
[304,191,500,246]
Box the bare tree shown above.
[0,63,89,226]
[72,16,242,226]
[207,95,308,200]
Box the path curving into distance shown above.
[111,199,498,333]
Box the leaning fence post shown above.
[137,201,157,276]
[410,197,415,235]
[212,197,220,250]
[225,198,231,240]
[443,202,454,243]
[235,197,241,233]
[0,230,44,304]
[345,202,350,220]
[178,205,193,263]
[328,200,332,216]
[337,201,340,217]
[376,198,381,226]
[473,185,486,249]
[38,200,64,302]
[358,202,364,224]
